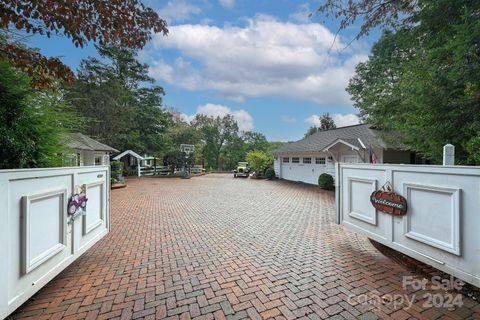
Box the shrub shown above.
[110,160,123,181]
[265,167,275,179]
[318,173,334,190]
[245,150,273,177]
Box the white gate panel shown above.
[341,168,391,242]
[75,170,109,254]
[336,163,480,287]
[0,166,110,319]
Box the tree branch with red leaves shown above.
[0,0,168,87]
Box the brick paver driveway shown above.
[13,174,480,320]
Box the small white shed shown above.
[63,133,118,166]
[113,150,145,176]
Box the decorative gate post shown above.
[443,144,455,166]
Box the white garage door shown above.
[281,162,328,185]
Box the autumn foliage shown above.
[0,0,168,87]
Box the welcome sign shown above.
[370,190,408,216]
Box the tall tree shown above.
[346,0,480,163]
[304,113,336,138]
[69,45,171,155]
[319,113,336,131]
[243,131,269,152]
[192,114,239,169]
[316,0,419,45]
[304,126,318,138]
[222,136,246,170]
[0,60,77,168]
[0,1,167,87]
[164,110,200,149]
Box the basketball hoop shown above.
[180,144,195,179]
[180,144,195,156]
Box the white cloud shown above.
[148,15,368,105]
[332,113,361,127]
[305,113,360,128]
[281,115,297,123]
[157,0,201,23]
[180,113,196,123]
[149,60,175,83]
[219,0,235,9]
[180,103,254,131]
[289,3,312,23]
[305,115,321,127]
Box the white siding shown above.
[275,148,384,185]
[273,157,281,177]
[279,153,331,185]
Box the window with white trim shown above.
[94,156,102,166]
[303,157,311,164]
[292,157,300,163]
[315,157,326,165]
[282,157,290,163]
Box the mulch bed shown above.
[111,183,127,190]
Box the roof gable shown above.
[113,150,145,161]
[323,138,363,151]
[272,124,399,154]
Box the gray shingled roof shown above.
[63,133,119,153]
[272,124,402,154]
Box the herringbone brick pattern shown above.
[11,174,480,319]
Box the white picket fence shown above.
[336,163,480,287]
[139,165,204,176]
[139,165,170,176]
[0,166,110,319]
[190,165,205,174]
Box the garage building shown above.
[272,124,415,185]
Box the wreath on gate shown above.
[68,185,88,220]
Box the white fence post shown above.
[443,144,455,165]
[335,162,341,224]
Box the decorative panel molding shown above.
[21,189,67,274]
[403,183,461,255]
[82,181,104,235]
[347,177,377,225]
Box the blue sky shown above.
[27,0,380,142]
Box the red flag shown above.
[369,148,377,164]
